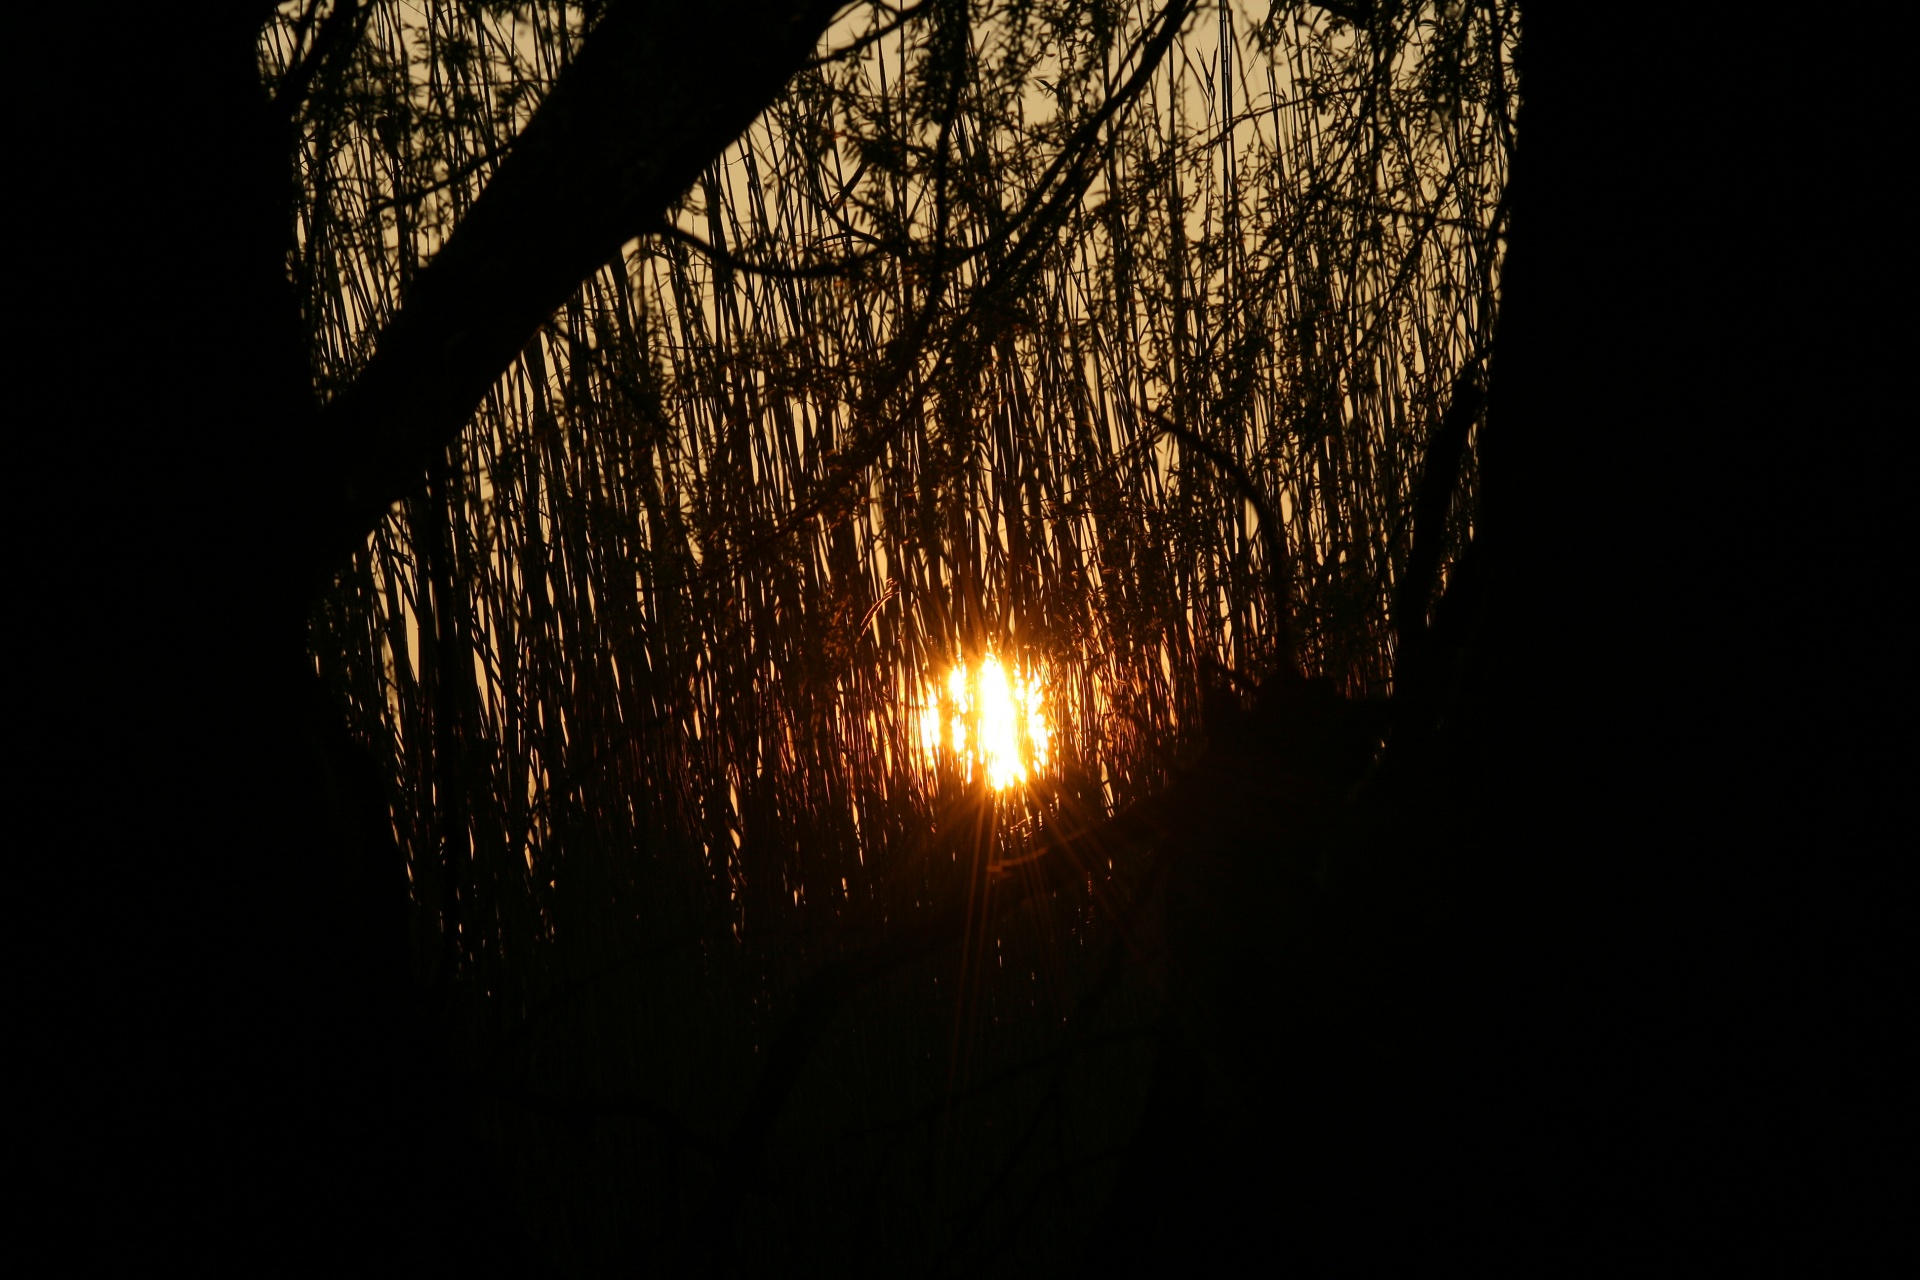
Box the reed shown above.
[269,1,1516,1267]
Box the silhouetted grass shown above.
[270,1,1515,1269]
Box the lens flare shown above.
[915,652,1051,790]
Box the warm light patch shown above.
[915,652,1051,790]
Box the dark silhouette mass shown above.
[17,2,1899,1273]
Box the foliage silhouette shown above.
[23,0,1895,1273]
[263,0,1518,1268]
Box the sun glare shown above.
[917,652,1051,790]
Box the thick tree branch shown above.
[307,0,846,573]
[1395,357,1486,648]
[271,0,368,116]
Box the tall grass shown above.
[269,1,1515,1267]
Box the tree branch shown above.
[804,0,930,68]
[650,217,878,280]
[1395,358,1486,649]
[305,0,847,576]
[272,0,368,117]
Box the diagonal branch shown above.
[1395,357,1487,650]
[305,0,848,576]
[649,217,880,280]
[271,0,369,117]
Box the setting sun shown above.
[917,652,1051,789]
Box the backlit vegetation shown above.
[270,1,1515,1267]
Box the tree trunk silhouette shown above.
[28,4,847,1269]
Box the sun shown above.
[915,652,1051,790]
